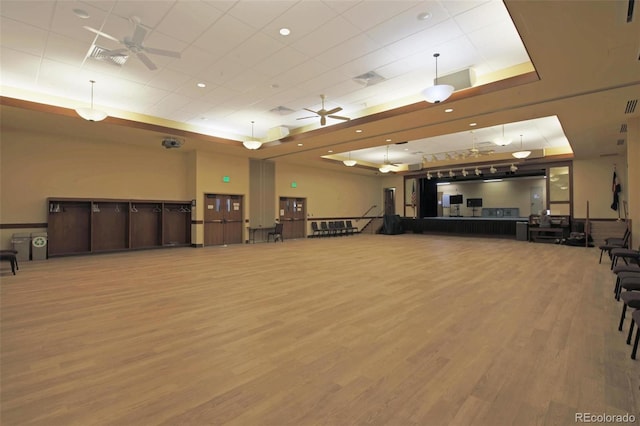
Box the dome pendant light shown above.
[493,124,512,146]
[421,53,454,103]
[75,80,107,122]
[243,121,262,150]
[512,134,531,159]
[343,152,357,167]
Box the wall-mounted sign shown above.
[291,181,297,188]
[222,176,230,183]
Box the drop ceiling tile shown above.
[315,33,385,70]
[167,45,215,76]
[336,47,398,79]
[0,1,55,30]
[111,1,174,28]
[147,69,194,92]
[43,33,91,66]
[290,15,361,57]
[0,17,48,57]
[253,46,309,78]
[193,13,254,56]
[340,1,418,32]
[227,0,297,30]
[0,47,41,87]
[385,20,464,61]
[261,1,339,44]
[226,32,286,68]
[155,1,223,44]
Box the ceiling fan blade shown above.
[143,46,181,58]
[109,48,129,56]
[136,52,157,70]
[325,107,342,115]
[83,26,120,43]
[131,24,147,45]
[303,108,318,114]
[296,115,317,120]
[328,115,350,121]
[320,116,327,126]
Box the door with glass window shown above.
[279,197,306,239]
[204,194,243,245]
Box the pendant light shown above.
[512,134,531,159]
[343,152,357,167]
[243,121,262,150]
[493,124,512,146]
[379,146,392,173]
[421,53,454,103]
[75,80,107,121]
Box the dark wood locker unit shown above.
[91,201,129,252]
[47,197,192,257]
[48,199,91,256]
[163,203,191,246]
[130,202,162,249]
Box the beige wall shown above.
[276,162,382,232]
[191,150,250,245]
[0,132,190,249]
[573,156,629,219]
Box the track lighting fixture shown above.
[462,169,469,177]
[510,163,518,172]
[427,172,432,180]
[449,170,455,178]
[490,165,497,174]
[437,171,443,178]
[474,167,482,176]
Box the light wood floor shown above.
[1,234,638,425]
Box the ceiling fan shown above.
[465,136,495,158]
[297,95,350,126]
[83,16,181,70]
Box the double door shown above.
[279,197,306,239]
[204,194,243,246]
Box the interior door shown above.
[204,194,244,246]
[225,195,243,244]
[292,198,306,238]
[279,197,295,239]
[384,188,395,215]
[204,194,225,246]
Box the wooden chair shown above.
[0,250,19,275]
[267,223,284,242]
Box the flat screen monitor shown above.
[467,198,483,208]
[450,194,463,205]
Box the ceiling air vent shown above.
[270,106,295,115]
[353,71,386,87]
[625,99,637,114]
[620,123,628,133]
[88,45,128,66]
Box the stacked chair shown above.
[606,228,640,359]
[309,221,358,238]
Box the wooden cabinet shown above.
[48,198,192,257]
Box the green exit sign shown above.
[291,181,297,188]
[222,176,230,183]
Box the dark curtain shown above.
[419,178,438,217]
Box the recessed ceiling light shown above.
[469,122,477,127]
[328,150,333,153]
[355,129,363,133]
[386,138,392,142]
[297,143,303,147]
[279,28,291,36]
[445,108,453,113]
[73,8,90,19]
[270,83,279,89]
[197,82,206,88]
[417,12,432,21]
